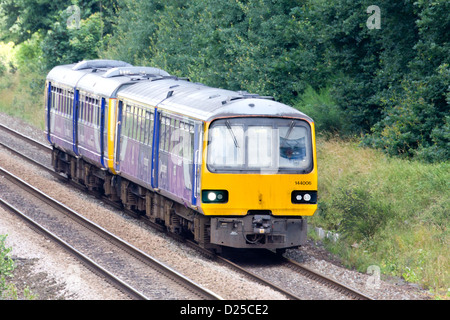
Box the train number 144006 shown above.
[295,181,312,186]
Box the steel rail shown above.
[214,254,303,300]
[281,256,375,300]
[0,198,149,300]
[0,123,51,152]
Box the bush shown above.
[334,183,393,243]
[0,234,15,299]
[295,85,346,134]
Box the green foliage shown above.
[41,10,104,70]
[0,0,68,43]
[362,0,450,161]
[295,85,345,134]
[0,234,15,299]
[334,183,394,242]
[313,138,449,294]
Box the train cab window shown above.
[208,123,245,167]
[207,118,313,173]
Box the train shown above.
[45,59,318,252]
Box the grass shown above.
[0,71,45,130]
[311,137,449,298]
[1,68,448,299]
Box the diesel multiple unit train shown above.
[45,59,318,252]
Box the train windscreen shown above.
[207,118,313,174]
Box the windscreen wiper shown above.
[225,120,239,148]
[285,121,295,139]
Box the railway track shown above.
[0,122,374,300]
[216,248,374,300]
[0,165,222,300]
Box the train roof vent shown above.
[234,91,274,100]
[102,66,171,78]
[72,59,132,71]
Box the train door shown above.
[100,97,106,168]
[45,81,52,144]
[72,88,80,156]
[114,100,123,173]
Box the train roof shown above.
[46,60,170,98]
[46,60,312,122]
[117,78,312,122]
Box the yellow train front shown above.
[199,98,318,250]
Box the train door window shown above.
[92,98,97,125]
[143,111,152,145]
[181,122,192,160]
[86,97,91,123]
[122,103,131,137]
[92,98,96,125]
[173,120,182,157]
[133,106,138,140]
[132,106,137,140]
[78,95,82,121]
[83,97,88,122]
[89,98,93,124]
[53,87,57,111]
[128,105,134,139]
[165,117,171,152]
[79,96,84,122]
[64,89,68,114]
[67,90,71,116]
[170,119,177,153]
[50,87,54,110]
[140,108,148,144]
[96,99,100,126]
[60,88,63,113]
[65,90,68,114]
[140,108,146,143]
[65,89,70,115]
[61,89,65,114]
[160,116,165,150]
[129,105,134,138]
[55,88,59,112]
[54,87,58,111]
[94,98,98,124]
[133,106,138,141]
[58,88,63,112]
[62,88,65,113]
[56,88,61,112]
[136,107,143,143]
[97,99,102,127]
[88,97,93,123]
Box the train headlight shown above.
[291,191,317,204]
[208,192,217,201]
[202,190,229,203]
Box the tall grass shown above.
[312,138,449,297]
[0,71,45,129]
